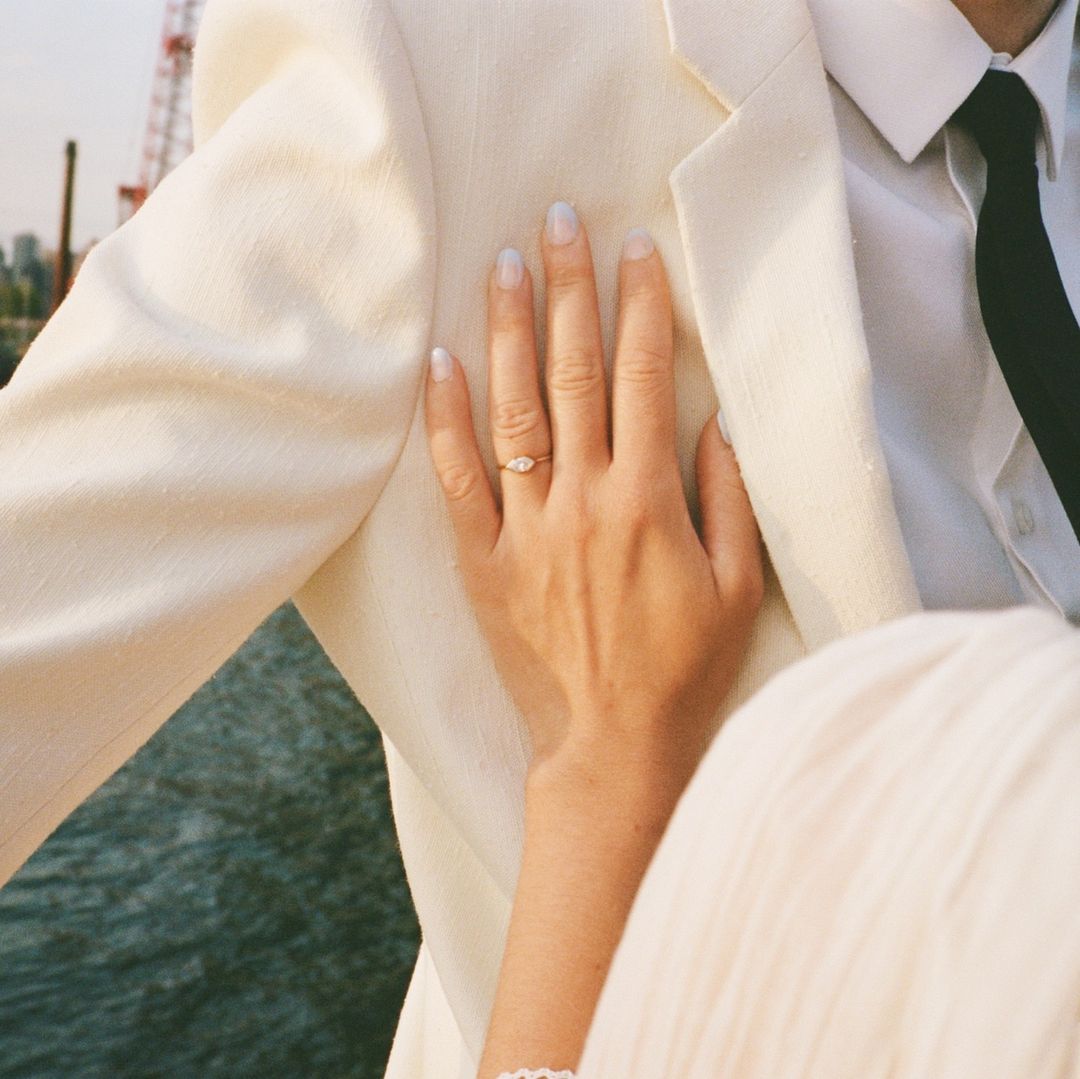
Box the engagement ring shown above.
[500,454,552,473]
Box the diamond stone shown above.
[506,456,536,473]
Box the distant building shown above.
[0,232,99,384]
[12,234,41,280]
[0,231,52,381]
[3,235,51,314]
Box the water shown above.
[0,603,420,1078]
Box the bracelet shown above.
[496,1070,576,1079]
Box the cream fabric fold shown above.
[0,0,435,892]
[580,607,1080,1078]
[3,0,819,1065]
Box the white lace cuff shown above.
[495,1070,576,1079]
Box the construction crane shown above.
[118,0,205,225]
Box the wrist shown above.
[524,735,689,846]
[526,727,700,812]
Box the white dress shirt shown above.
[807,0,1080,622]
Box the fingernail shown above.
[430,346,453,383]
[622,227,654,261]
[716,407,732,445]
[546,201,578,245]
[495,247,524,289]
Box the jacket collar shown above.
[660,0,813,110]
[661,0,923,649]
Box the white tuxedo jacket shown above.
[0,0,923,1072]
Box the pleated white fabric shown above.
[578,606,1080,1078]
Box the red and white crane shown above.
[118,0,204,224]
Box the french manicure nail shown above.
[496,247,524,289]
[717,407,732,445]
[430,346,453,383]
[622,227,654,261]
[546,201,579,245]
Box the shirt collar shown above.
[806,0,1079,179]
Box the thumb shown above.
[696,412,764,602]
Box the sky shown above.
[1,0,175,259]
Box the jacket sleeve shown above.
[0,0,435,887]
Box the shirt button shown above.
[1012,498,1035,536]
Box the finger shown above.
[541,201,609,471]
[425,347,501,564]
[488,247,552,511]
[696,413,764,605]
[611,227,677,477]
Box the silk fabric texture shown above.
[577,606,1080,1078]
[495,609,1080,1077]
[0,0,1068,1072]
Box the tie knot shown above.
[953,69,1041,166]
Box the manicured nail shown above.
[546,201,578,245]
[717,408,732,445]
[622,227,654,261]
[495,247,524,289]
[430,346,453,383]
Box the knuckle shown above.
[471,555,506,605]
[719,562,766,613]
[491,398,545,442]
[547,260,595,294]
[622,492,655,530]
[609,479,656,528]
[438,461,480,504]
[548,486,596,539]
[617,342,671,385]
[565,511,598,546]
[489,306,530,339]
[549,346,604,399]
[619,274,663,304]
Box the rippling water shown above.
[0,604,420,1078]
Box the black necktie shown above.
[952,70,1080,545]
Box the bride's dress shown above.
[506,606,1080,1079]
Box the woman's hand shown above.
[425,202,763,794]
[426,203,764,1078]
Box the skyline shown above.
[2,0,174,257]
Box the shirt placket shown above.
[943,117,1080,622]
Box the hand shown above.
[427,204,764,1077]
[425,204,763,793]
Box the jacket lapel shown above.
[663,0,922,649]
